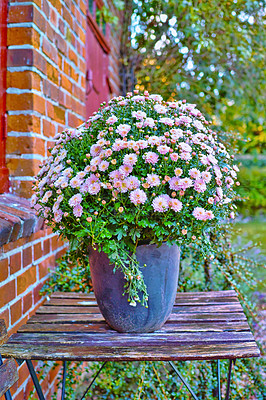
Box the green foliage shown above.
[235,166,266,214]
[121,0,266,153]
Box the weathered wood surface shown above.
[0,359,19,397]
[0,290,260,362]
[0,320,8,346]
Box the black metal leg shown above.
[26,360,45,400]
[80,361,107,400]
[61,361,67,400]
[169,361,199,400]
[0,354,13,400]
[225,360,233,400]
[217,360,221,400]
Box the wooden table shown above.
[0,290,260,400]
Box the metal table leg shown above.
[61,361,67,400]
[26,360,45,400]
[169,361,200,400]
[225,360,233,400]
[80,361,107,400]
[217,360,221,400]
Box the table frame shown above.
[1,290,260,400]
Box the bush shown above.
[235,167,266,215]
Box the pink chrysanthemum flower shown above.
[157,145,171,155]
[179,177,193,190]
[180,142,192,153]
[178,115,192,124]
[70,177,82,188]
[88,182,101,195]
[126,176,140,190]
[116,124,131,137]
[132,110,146,120]
[62,167,73,177]
[170,128,183,139]
[175,168,183,177]
[159,117,174,126]
[112,139,125,151]
[170,153,179,162]
[180,152,192,161]
[154,104,167,114]
[130,189,147,205]
[205,210,214,220]
[202,171,212,183]
[90,156,101,166]
[136,139,148,149]
[169,177,181,190]
[120,180,129,193]
[170,199,183,212]
[216,187,223,199]
[85,174,99,185]
[148,136,161,146]
[54,208,63,222]
[194,179,207,193]
[144,118,156,128]
[90,144,102,157]
[146,174,160,187]
[145,152,159,165]
[109,170,121,181]
[119,165,133,177]
[152,195,169,212]
[99,160,110,171]
[69,194,82,207]
[106,115,118,124]
[149,94,163,102]
[73,204,83,217]
[208,154,218,165]
[193,120,204,131]
[123,153,138,166]
[189,168,201,179]
[192,207,206,220]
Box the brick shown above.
[9,180,35,199]
[7,71,41,91]
[22,291,33,313]
[42,119,56,137]
[8,5,34,24]
[0,279,15,308]
[0,257,8,282]
[34,241,42,261]
[49,0,62,13]
[7,158,41,180]
[33,281,45,304]
[11,298,22,324]
[47,101,66,124]
[23,246,32,268]
[7,27,40,48]
[68,112,83,128]
[6,93,45,114]
[0,218,13,246]
[0,211,22,243]
[63,7,73,28]
[55,33,67,55]
[17,266,36,295]
[7,48,33,68]
[47,63,59,84]
[7,114,41,134]
[39,255,55,279]
[0,309,9,331]
[68,48,78,66]
[6,137,45,157]
[43,238,50,255]
[43,80,59,102]
[10,251,22,274]
[42,37,58,63]
[50,8,58,28]
[61,73,72,92]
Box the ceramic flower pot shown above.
[89,243,180,333]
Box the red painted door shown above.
[86,1,112,119]
[0,0,9,192]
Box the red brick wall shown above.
[0,0,121,398]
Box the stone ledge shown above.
[0,194,44,247]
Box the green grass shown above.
[231,219,266,292]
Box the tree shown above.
[120,0,266,153]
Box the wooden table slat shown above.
[1,290,260,362]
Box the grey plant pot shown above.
[89,242,180,333]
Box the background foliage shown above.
[120,0,266,153]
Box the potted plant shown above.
[32,90,239,332]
